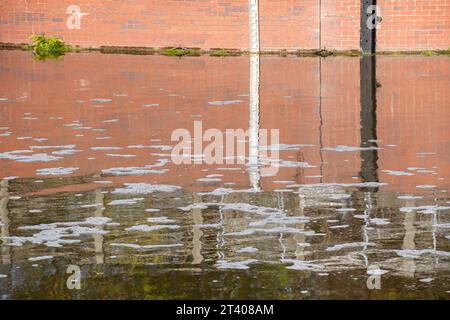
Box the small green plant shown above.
[29,34,66,60]
[422,50,436,57]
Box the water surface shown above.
[0,51,449,299]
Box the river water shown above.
[0,50,449,299]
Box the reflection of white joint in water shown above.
[93,188,105,265]
[249,54,261,191]
[0,179,11,264]
[248,0,260,53]
[401,205,416,278]
[192,194,204,264]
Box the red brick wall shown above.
[0,1,449,51]
[321,0,361,50]
[0,0,249,49]
[259,0,320,50]
[378,0,450,50]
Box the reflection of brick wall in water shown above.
[0,51,449,193]
[0,0,449,51]
[377,56,450,192]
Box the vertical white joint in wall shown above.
[249,0,260,53]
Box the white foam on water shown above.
[224,229,256,236]
[249,215,309,227]
[326,242,375,252]
[208,100,243,106]
[383,170,414,176]
[322,145,380,152]
[215,259,257,269]
[0,152,62,163]
[91,146,123,151]
[336,208,357,212]
[330,194,351,200]
[106,154,137,158]
[0,275,7,278]
[110,243,182,250]
[434,223,450,229]
[370,218,390,225]
[329,225,349,229]
[400,205,450,214]
[218,203,282,215]
[206,174,223,178]
[112,183,180,194]
[419,278,434,283]
[198,188,259,196]
[197,178,222,182]
[236,247,258,253]
[394,249,450,258]
[273,189,294,192]
[93,180,112,184]
[91,99,112,103]
[416,185,436,189]
[108,198,144,206]
[4,176,18,180]
[143,104,159,107]
[36,167,79,176]
[102,160,169,176]
[28,255,53,262]
[125,224,180,232]
[282,259,323,271]
[146,217,176,224]
[52,149,80,155]
[30,145,76,150]
[297,182,388,189]
[145,209,161,213]
[128,145,173,151]
[398,195,423,200]
[272,160,315,168]
[274,180,296,184]
[193,223,222,228]
[179,203,210,211]
[2,217,112,248]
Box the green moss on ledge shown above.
[209,48,244,57]
[159,47,201,57]
[99,46,156,55]
[2,42,449,58]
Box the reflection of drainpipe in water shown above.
[0,179,11,265]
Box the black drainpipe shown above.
[361,0,378,54]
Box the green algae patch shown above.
[99,46,156,55]
[209,48,244,57]
[160,47,201,57]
